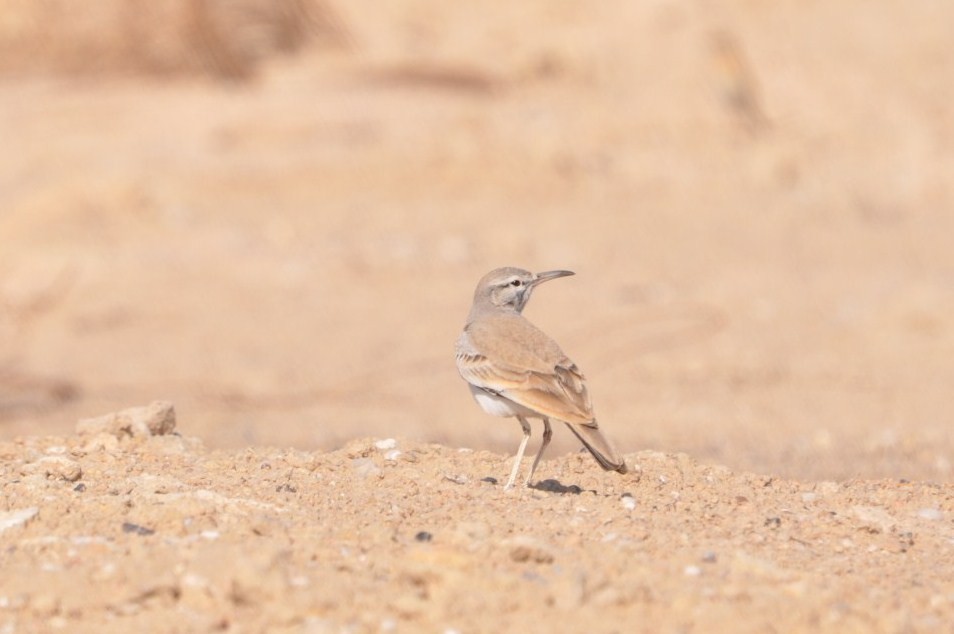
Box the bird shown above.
[455,267,628,489]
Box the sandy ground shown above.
[1,0,953,631]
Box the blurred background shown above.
[1,0,952,482]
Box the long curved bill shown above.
[531,270,575,287]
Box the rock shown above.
[852,505,897,534]
[76,401,176,438]
[505,536,555,564]
[21,456,83,482]
[81,432,121,453]
[917,508,942,521]
[351,458,382,478]
[0,507,39,534]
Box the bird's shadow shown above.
[531,479,590,495]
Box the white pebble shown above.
[374,438,397,450]
[621,497,637,511]
[351,458,382,478]
[0,508,39,534]
[684,565,702,577]
[384,449,402,461]
[918,508,943,521]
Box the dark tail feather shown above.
[565,422,628,474]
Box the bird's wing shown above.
[456,316,596,426]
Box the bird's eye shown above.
[511,280,522,287]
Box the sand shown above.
[1,0,953,631]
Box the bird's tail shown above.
[564,421,628,474]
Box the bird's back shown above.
[457,312,595,425]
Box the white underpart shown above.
[468,384,538,418]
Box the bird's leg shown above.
[504,416,532,490]
[525,418,552,487]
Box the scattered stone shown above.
[21,456,83,482]
[122,522,156,536]
[814,481,841,496]
[621,494,637,510]
[374,438,397,450]
[73,483,87,492]
[384,449,402,461]
[81,432,121,453]
[684,565,702,577]
[76,401,176,439]
[0,507,39,534]
[918,508,943,521]
[351,457,382,478]
[414,531,433,543]
[852,506,897,534]
[506,536,555,564]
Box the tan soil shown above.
[1,0,953,631]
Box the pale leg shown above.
[504,416,532,490]
[525,418,552,487]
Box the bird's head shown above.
[471,267,575,315]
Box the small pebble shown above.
[415,531,433,542]
[384,449,402,461]
[351,458,382,478]
[621,495,637,511]
[374,438,397,450]
[121,522,155,536]
[918,508,943,521]
[684,565,702,577]
[0,508,39,534]
[21,456,83,482]
[76,401,176,438]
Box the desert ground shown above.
[1,1,952,631]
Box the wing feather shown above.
[455,316,596,425]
